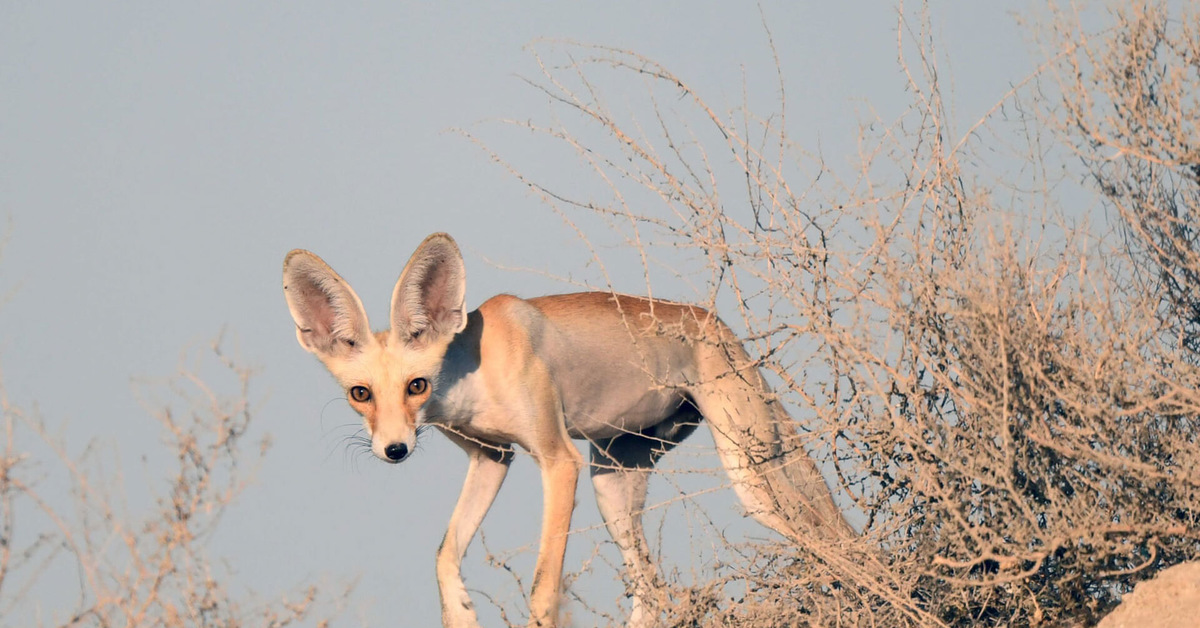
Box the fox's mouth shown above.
[372,425,431,464]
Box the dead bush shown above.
[0,340,348,627]
[471,1,1200,625]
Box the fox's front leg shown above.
[437,434,513,628]
[527,441,583,627]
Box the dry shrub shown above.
[472,1,1200,625]
[1052,2,1200,356]
[0,340,347,627]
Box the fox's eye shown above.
[349,386,372,403]
[407,378,428,395]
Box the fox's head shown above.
[283,233,467,463]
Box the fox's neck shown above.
[420,309,485,427]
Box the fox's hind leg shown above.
[589,407,699,628]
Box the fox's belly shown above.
[563,387,691,440]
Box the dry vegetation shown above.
[0,341,345,627]
[473,1,1200,626]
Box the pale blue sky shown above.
[1,2,1036,625]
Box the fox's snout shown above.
[370,427,417,464]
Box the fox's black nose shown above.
[384,442,409,462]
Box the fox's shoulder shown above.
[471,294,545,346]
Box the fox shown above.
[282,233,852,628]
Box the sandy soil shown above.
[1096,562,1200,628]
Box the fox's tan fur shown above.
[283,233,852,628]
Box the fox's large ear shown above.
[391,233,467,345]
[283,250,372,358]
